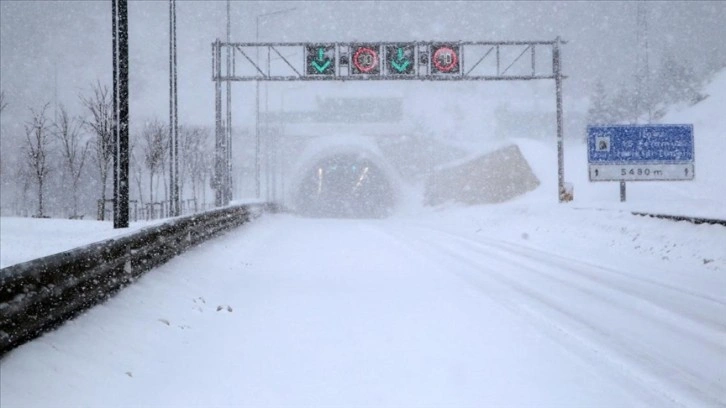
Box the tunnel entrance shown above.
[294,154,396,219]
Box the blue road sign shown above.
[587,124,694,181]
[588,124,693,164]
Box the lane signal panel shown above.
[304,43,463,77]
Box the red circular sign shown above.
[432,46,458,72]
[353,47,379,73]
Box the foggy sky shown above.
[1,0,725,142]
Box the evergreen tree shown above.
[611,85,639,124]
[587,80,613,125]
[654,52,702,105]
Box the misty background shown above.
[1,1,725,218]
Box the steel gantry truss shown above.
[212,38,569,206]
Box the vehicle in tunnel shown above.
[294,153,396,218]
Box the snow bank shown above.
[0,217,166,268]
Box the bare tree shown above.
[130,138,144,205]
[80,81,113,219]
[185,126,212,207]
[14,160,32,217]
[141,119,167,203]
[0,90,7,114]
[0,91,8,182]
[178,125,205,202]
[53,104,89,218]
[23,103,53,217]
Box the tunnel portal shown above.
[294,153,396,219]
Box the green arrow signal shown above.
[311,59,331,73]
[311,47,331,73]
[391,47,411,73]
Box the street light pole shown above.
[255,7,296,200]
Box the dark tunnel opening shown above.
[294,154,396,219]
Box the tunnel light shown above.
[352,167,370,193]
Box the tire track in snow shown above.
[373,225,685,407]
[402,221,726,332]
[485,236,726,313]
[420,226,726,408]
[406,220,726,309]
[440,234,726,407]
[429,230,726,349]
[377,223,726,408]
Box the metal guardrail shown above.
[0,203,274,357]
[573,207,726,227]
[631,212,726,226]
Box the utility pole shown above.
[635,1,652,124]
[255,8,297,200]
[112,0,129,228]
[214,39,224,207]
[554,37,566,203]
[226,0,233,204]
[169,0,179,216]
[255,18,261,200]
[643,3,652,124]
[624,1,652,203]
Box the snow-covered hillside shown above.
[517,68,726,218]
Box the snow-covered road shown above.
[1,210,725,407]
[384,223,726,407]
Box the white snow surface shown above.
[1,72,726,407]
[1,210,724,407]
[0,217,167,268]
